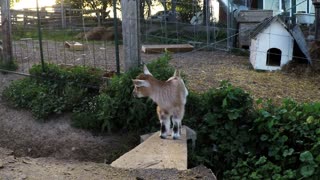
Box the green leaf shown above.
[283,169,295,179]
[222,98,228,108]
[283,148,294,157]
[300,165,315,177]
[228,111,240,120]
[261,110,271,118]
[260,134,268,141]
[300,151,314,163]
[255,156,267,165]
[272,174,281,180]
[279,135,288,143]
[306,116,314,124]
[315,154,320,163]
[249,171,262,179]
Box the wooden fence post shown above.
[61,0,66,28]
[121,0,141,71]
[1,0,13,65]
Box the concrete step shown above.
[111,126,189,170]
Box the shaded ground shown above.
[1,48,319,179]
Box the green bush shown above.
[228,99,320,179]
[188,81,254,176]
[29,63,103,90]
[188,86,320,179]
[71,52,175,133]
[2,63,103,119]
[0,60,18,72]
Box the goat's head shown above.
[132,65,153,98]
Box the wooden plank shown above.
[142,44,194,54]
[236,10,273,23]
[111,126,188,170]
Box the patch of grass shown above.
[12,26,80,41]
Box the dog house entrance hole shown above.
[266,48,281,66]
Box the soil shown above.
[1,46,319,179]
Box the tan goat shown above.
[132,65,188,139]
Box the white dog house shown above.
[249,16,294,71]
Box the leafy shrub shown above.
[0,60,18,72]
[2,78,46,108]
[29,63,103,90]
[186,82,319,179]
[2,63,102,119]
[71,52,175,133]
[229,99,320,179]
[188,81,254,176]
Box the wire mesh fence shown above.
[1,0,319,76]
[1,5,122,75]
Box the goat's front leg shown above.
[157,106,170,139]
[172,115,183,140]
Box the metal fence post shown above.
[36,0,45,72]
[113,0,120,75]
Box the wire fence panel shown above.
[1,1,318,76]
[1,6,120,75]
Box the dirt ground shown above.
[0,147,215,179]
[1,48,319,179]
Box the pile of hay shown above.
[75,26,122,41]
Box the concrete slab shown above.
[111,127,188,170]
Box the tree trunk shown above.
[1,0,13,65]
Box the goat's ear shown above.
[173,69,180,77]
[143,65,153,76]
[132,79,150,87]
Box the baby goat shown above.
[132,65,188,139]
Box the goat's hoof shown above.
[172,134,180,140]
[160,133,167,139]
[160,135,167,139]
